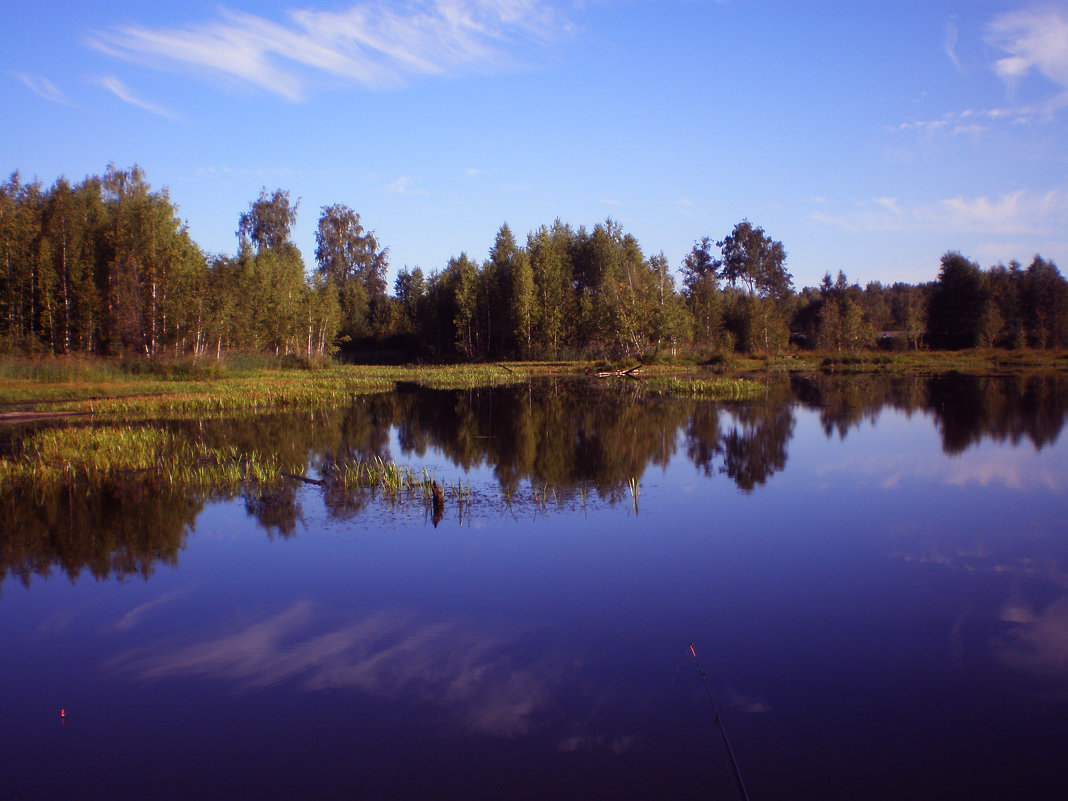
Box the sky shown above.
[5,0,1068,291]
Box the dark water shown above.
[2,374,1067,800]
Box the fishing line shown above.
[690,643,752,801]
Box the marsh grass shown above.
[0,425,309,494]
[0,360,553,420]
[644,376,765,401]
[328,457,437,502]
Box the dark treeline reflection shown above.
[2,373,1066,589]
[0,482,202,594]
[791,372,1068,453]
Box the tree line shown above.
[2,165,1066,361]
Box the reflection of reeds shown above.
[628,476,640,514]
[4,363,541,421]
[0,425,303,494]
[329,457,437,501]
[645,377,764,401]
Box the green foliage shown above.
[645,376,764,400]
[4,165,1067,364]
[315,203,388,341]
[717,220,792,299]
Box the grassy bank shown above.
[2,350,1066,419]
[0,423,446,503]
[0,358,571,420]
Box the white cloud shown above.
[944,20,965,74]
[896,105,1043,135]
[88,1,566,102]
[385,175,429,195]
[99,76,181,120]
[813,187,1068,238]
[12,72,68,104]
[107,602,570,737]
[986,6,1068,107]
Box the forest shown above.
[2,165,1067,362]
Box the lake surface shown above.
[2,374,1067,800]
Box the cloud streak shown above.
[106,601,570,737]
[986,6,1068,108]
[812,187,1068,238]
[12,72,69,104]
[944,20,965,74]
[99,76,181,120]
[88,0,565,102]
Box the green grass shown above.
[0,360,559,420]
[0,425,305,493]
[644,376,766,400]
[3,350,1064,421]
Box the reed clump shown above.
[0,425,304,494]
[644,376,765,401]
[327,457,436,501]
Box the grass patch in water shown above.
[0,425,304,493]
[0,360,551,419]
[644,376,765,401]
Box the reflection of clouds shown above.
[725,686,771,714]
[815,446,1066,493]
[114,587,193,632]
[993,594,1068,692]
[106,601,564,737]
[943,451,1064,492]
[557,734,636,755]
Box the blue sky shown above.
[5,0,1067,290]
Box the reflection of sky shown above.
[993,593,1068,698]
[799,409,1068,493]
[106,600,567,737]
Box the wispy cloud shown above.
[385,176,429,195]
[99,76,181,120]
[944,19,965,74]
[114,587,193,633]
[12,71,69,104]
[106,602,570,737]
[896,105,1036,136]
[88,1,566,102]
[993,593,1068,698]
[813,187,1068,238]
[986,6,1068,108]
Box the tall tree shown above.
[927,251,987,349]
[717,220,792,299]
[1020,255,1068,348]
[315,203,388,340]
[526,222,572,358]
[681,236,722,346]
[238,189,298,254]
[102,164,201,357]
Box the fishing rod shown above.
[690,642,752,801]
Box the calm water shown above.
[2,375,1067,800]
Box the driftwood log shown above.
[281,471,325,486]
[592,365,643,379]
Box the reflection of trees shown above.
[719,405,795,492]
[686,403,795,492]
[392,380,688,502]
[927,375,1068,454]
[792,374,928,440]
[0,480,202,595]
[793,373,1067,454]
[244,485,301,538]
[5,373,1066,586]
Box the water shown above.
[2,375,1067,799]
